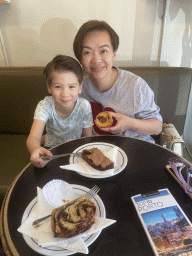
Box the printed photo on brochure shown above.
[132,189,192,256]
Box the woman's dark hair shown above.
[73,20,119,61]
[43,55,83,85]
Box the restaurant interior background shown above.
[0,0,192,144]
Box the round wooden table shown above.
[1,135,192,256]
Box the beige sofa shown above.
[0,66,192,200]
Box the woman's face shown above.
[80,30,116,83]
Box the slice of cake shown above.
[51,196,96,238]
[82,147,114,171]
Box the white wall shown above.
[1,0,192,68]
[0,0,191,144]
[0,0,163,66]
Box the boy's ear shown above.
[47,83,52,94]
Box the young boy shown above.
[26,55,93,168]
[73,20,163,142]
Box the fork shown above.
[41,152,82,161]
[32,185,100,228]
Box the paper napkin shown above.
[17,207,39,240]
[60,146,118,176]
[37,221,89,254]
[37,186,54,217]
[18,182,116,254]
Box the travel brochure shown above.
[131,189,192,256]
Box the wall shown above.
[0,0,191,143]
[1,0,192,68]
[0,0,164,67]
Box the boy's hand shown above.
[30,147,53,168]
[100,111,129,134]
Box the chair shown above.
[120,66,192,162]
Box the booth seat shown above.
[0,66,192,198]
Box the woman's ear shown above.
[78,83,83,94]
[113,51,117,61]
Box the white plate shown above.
[69,142,128,179]
[21,184,105,256]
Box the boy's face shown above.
[80,30,116,83]
[47,71,82,114]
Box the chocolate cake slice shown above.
[82,147,114,171]
[51,196,96,238]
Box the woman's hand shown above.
[100,111,162,135]
[100,112,129,134]
[30,147,53,168]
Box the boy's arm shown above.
[26,119,46,154]
[82,126,93,137]
[26,119,52,167]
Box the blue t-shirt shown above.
[34,96,93,147]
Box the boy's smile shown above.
[81,30,117,91]
[48,71,82,118]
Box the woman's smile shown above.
[91,66,105,72]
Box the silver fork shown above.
[83,185,100,199]
[32,185,100,228]
[41,152,82,161]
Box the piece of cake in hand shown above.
[95,112,113,128]
[82,147,114,171]
[51,196,96,238]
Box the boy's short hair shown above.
[73,20,119,61]
[43,55,83,85]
